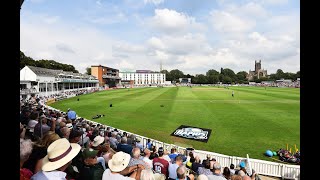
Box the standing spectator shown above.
[191,156,203,174]
[153,147,169,179]
[176,165,194,180]
[20,138,34,180]
[30,138,81,180]
[169,148,178,162]
[67,108,77,122]
[168,155,183,180]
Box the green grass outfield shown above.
[51,86,300,162]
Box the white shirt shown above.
[31,170,67,180]
[142,156,153,169]
[102,169,135,180]
[168,163,179,179]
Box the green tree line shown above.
[161,68,300,84]
[20,51,79,73]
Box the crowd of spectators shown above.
[20,97,262,180]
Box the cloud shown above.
[144,0,164,5]
[209,10,255,33]
[260,0,288,6]
[148,8,204,34]
[21,12,116,73]
[56,43,75,54]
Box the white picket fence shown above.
[48,105,300,179]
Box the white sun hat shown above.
[92,135,105,147]
[108,151,131,172]
[42,138,81,172]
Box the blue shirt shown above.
[67,110,77,120]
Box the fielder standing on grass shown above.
[232,90,234,97]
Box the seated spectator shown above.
[20,138,34,180]
[135,137,144,151]
[117,137,133,155]
[23,131,60,174]
[229,164,235,175]
[60,127,71,139]
[142,148,153,170]
[31,138,81,180]
[198,158,213,176]
[33,116,56,139]
[69,129,83,144]
[79,148,104,180]
[176,165,194,180]
[128,147,148,168]
[191,156,203,174]
[223,167,231,180]
[102,151,144,180]
[207,162,226,180]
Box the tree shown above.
[276,69,284,79]
[86,67,91,75]
[206,69,219,76]
[222,76,232,84]
[20,50,79,73]
[169,69,184,82]
[161,70,172,81]
[196,74,207,84]
[236,71,248,82]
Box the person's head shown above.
[158,147,164,157]
[176,165,187,180]
[197,174,209,180]
[140,169,155,180]
[61,127,71,139]
[189,151,194,158]
[144,148,151,157]
[121,136,127,144]
[69,129,83,143]
[175,155,183,165]
[29,111,39,120]
[132,147,141,159]
[230,163,235,170]
[223,167,231,178]
[195,156,201,163]
[41,138,81,172]
[171,147,176,154]
[37,131,60,148]
[108,151,131,173]
[92,135,105,148]
[190,157,195,163]
[82,148,98,165]
[213,162,222,174]
[20,138,33,165]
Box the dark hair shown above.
[190,157,195,163]
[230,164,235,169]
[223,167,231,179]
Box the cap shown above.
[82,148,98,159]
[158,147,164,153]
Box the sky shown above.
[20,0,300,75]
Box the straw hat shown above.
[108,151,131,172]
[42,138,81,171]
[92,135,105,147]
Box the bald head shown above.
[243,175,251,180]
[132,147,141,158]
